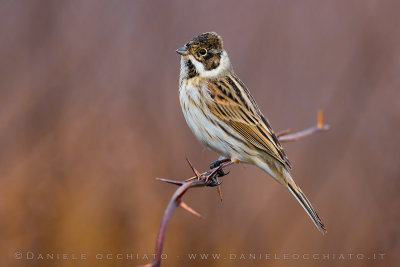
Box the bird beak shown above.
[176,46,189,56]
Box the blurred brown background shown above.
[0,0,399,266]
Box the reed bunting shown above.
[176,32,326,233]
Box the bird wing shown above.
[206,74,291,169]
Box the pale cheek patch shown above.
[188,52,232,79]
[188,55,206,73]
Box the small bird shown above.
[176,32,326,233]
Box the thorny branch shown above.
[143,110,329,267]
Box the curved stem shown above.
[148,161,233,267]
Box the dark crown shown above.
[188,32,223,50]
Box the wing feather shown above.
[206,75,291,169]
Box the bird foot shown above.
[206,156,231,185]
[209,156,230,169]
[204,168,226,187]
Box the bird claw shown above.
[216,169,226,177]
[206,179,221,187]
[205,169,224,187]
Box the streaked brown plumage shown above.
[177,32,326,233]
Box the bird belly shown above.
[179,83,255,162]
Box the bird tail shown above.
[285,175,326,234]
[257,160,326,233]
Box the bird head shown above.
[176,32,232,78]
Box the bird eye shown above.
[199,49,207,55]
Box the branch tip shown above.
[317,109,324,129]
[276,128,291,137]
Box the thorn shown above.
[179,201,202,218]
[216,185,223,201]
[185,176,197,182]
[204,173,210,182]
[186,158,201,179]
[317,109,324,129]
[156,178,184,186]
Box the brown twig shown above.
[143,110,329,267]
[276,110,330,142]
